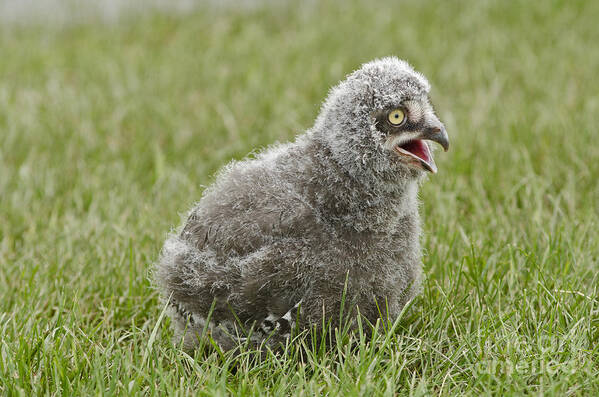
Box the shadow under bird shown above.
[155,57,449,351]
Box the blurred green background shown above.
[1,0,598,394]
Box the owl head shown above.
[311,57,449,180]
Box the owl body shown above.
[156,57,448,350]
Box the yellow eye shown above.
[388,108,406,125]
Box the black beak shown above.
[421,125,449,152]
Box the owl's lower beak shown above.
[394,126,449,173]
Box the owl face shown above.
[373,97,448,173]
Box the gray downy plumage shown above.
[155,57,449,351]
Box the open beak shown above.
[393,126,449,173]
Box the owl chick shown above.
[156,57,449,351]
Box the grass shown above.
[1,0,598,394]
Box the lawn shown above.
[1,0,598,394]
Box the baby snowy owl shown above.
[156,57,449,351]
